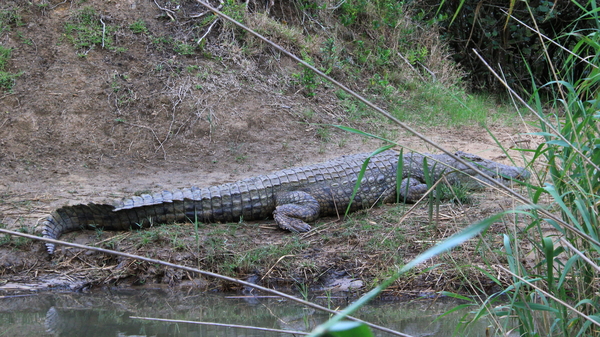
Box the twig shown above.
[224,295,283,298]
[189,11,212,18]
[94,232,131,246]
[416,61,436,82]
[396,52,426,82]
[261,254,295,282]
[49,0,69,10]
[197,17,219,45]
[130,316,309,335]
[154,78,192,158]
[189,0,223,18]
[0,294,39,299]
[328,0,347,10]
[99,17,106,48]
[560,237,600,274]
[153,0,176,21]
[120,121,167,159]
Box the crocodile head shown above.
[452,151,531,188]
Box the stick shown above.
[197,17,219,45]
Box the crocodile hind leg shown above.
[273,191,320,232]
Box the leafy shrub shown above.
[413,0,597,93]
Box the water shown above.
[0,288,492,336]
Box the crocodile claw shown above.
[273,207,313,233]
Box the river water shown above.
[0,288,493,336]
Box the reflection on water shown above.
[0,288,491,336]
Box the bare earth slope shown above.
[0,0,529,294]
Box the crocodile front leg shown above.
[273,191,320,232]
[398,177,431,203]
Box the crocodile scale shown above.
[42,150,530,254]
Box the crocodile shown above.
[42,150,530,254]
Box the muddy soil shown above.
[0,0,532,295]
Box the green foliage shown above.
[223,0,246,23]
[0,6,22,92]
[0,45,19,93]
[508,84,600,334]
[150,35,197,56]
[293,52,319,97]
[438,183,474,205]
[202,232,309,276]
[319,38,340,75]
[128,20,148,34]
[0,45,12,75]
[338,0,404,28]
[414,0,598,92]
[284,0,511,127]
[328,0,417,77]
[0,6,23,36]
[404,46,428,64]
[187,0,517,127]
[173,40,196,55]
[221,0,246,33]
[338,75,512,127]
[64,6,118,55]
[0,223,31,248]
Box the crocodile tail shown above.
[41,181,285,254]
[41,189,220,254]
[42,203,117,254]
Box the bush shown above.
[413,0,597,93]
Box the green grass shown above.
[64,6,118,55]
[0,6,22,36]
[173,40,196,55]
[0,223,31,249]
[389,81,512,126]
[109,73,136,108]
[128,19,148,34]
[150,35,197,56]
[438,183,475,205]
[122,221,312,279]
[0,40,20,93]
[335,80,516,127]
